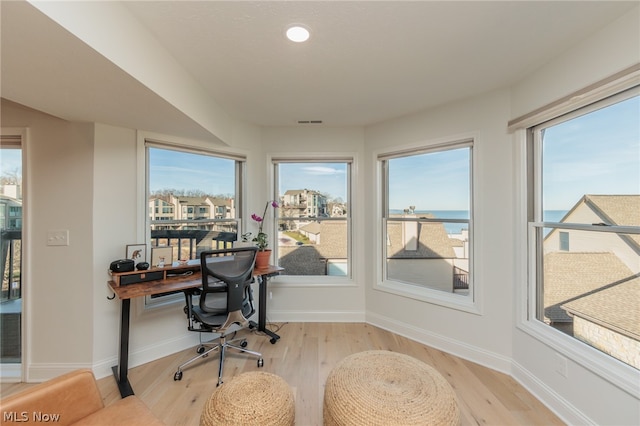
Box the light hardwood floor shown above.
[1,322,564,425]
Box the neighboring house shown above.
[282,189,327,218]
[282,215,463,288]
[279,221,348,276]
[562,276,640,369]
[171,195,213,220]
[208,197,234,219]
[543,252,634,323]
[149,197,175,222]
[0,194,22,230]
[299,221,321,243]
[543,195,640,369]
[328,202,347,217]
[149,195,235,223]
[545,195,640,273]
[386,214,457,292]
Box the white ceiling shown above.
[1,1,636,138]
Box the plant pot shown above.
[255,249,272,269]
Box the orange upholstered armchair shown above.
[0,369,164,425]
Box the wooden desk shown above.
[108,264,282,398]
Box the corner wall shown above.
[1,100,95,380]
[363,89,515,372]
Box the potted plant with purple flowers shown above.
[251,200,279,267]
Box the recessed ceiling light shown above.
[286,25,310,43]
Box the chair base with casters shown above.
[174,247,264,386]
[173,325,264,385]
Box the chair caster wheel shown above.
[270,338,277,344]
[241,340,248,348]
[196,346,206,354]
[174,371,183,381]
[257,358,264,368]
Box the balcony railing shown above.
[1,229,21,301]
[150,219,238,261]
[453,266,469,290]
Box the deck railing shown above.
[1,229,21,301]
[453,266,469,290]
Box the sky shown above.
[148,150,349,202]
[542,95,639,210]
[278,163,347,202]
[0,149,22,181]
[148,148,235,196]
[388,147,470,211]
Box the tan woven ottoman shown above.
[323,350,460,426]
[200,371,295,426]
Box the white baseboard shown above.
[366,311,512,374]
[265,310,365,323]
[24,363,93,383]
[92,333,200,380]
[511,360,591,425]
[366,311,593,425]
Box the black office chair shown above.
[173,247,264,386]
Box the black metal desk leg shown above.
[254,274,280,344]
[112,298,134,397]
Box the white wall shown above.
[363,89,515,372]
[510,6,640,119]
[1,100,95,380]
[90,122,264,378]
[260,126,367,322]
[91,123,201,378]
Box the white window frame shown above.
[513,76,640,396]
[136,132,248,309]
[374,136,478,314]
[269,154,356,287]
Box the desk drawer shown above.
[119,271,165,286]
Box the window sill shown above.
[272,275,357,288]
[517,317,640,398]
[374,279,480,315]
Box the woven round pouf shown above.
[323,350,459,426]
[200,371,295,426]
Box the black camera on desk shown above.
[110,259,134,273]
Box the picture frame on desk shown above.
[151,246,172,268]
[126,244,146,263]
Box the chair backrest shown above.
[200,247,257,314]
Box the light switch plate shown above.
[47,230,69,246]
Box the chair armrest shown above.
[0,369,104,425]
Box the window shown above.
[559,232,569,251]
[144,141,245,306]
[0,136,22,303]
[273,159,351,278]
[528,88,639,370]
[1,132,23,368]
[379,140,473,300]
